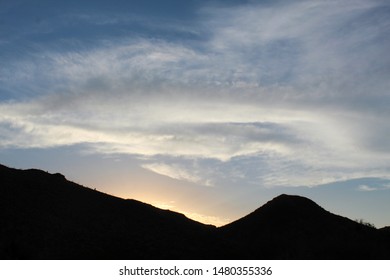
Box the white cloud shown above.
[358,185,378,192]
[357,183,390,192]
[1,0,389,188]
[142,163,213,187]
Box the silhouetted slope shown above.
[1,164,389,259]
[220,194,390,259]
[380,226,390,232]
[0,164,225,259]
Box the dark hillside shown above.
[220,194,390,259]
[0,164,225,259]
[1,164,389,259]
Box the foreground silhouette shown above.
[1,164,389,259]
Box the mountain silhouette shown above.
[220,194,390,259]
[1,164,389,259]
[0,164,224,259]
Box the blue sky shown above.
[1,0,390,226]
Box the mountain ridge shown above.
[1,163,389,259]
[219,192,387,259]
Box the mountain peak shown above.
[220,194,390,259]
[268,193,320,205]
[259,193,324,215]
[236,194,327,224]
[219,193,334,247]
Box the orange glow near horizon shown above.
[113,188,233,227]
[73,166,239,227]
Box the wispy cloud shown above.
[358,185,378,192]
[357,183,390,192]
[142,162,213,187]
[1,0,389,188]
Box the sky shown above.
[1,0,390,227]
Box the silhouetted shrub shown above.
[355,219,376,229]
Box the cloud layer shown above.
[1,0,390,188]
